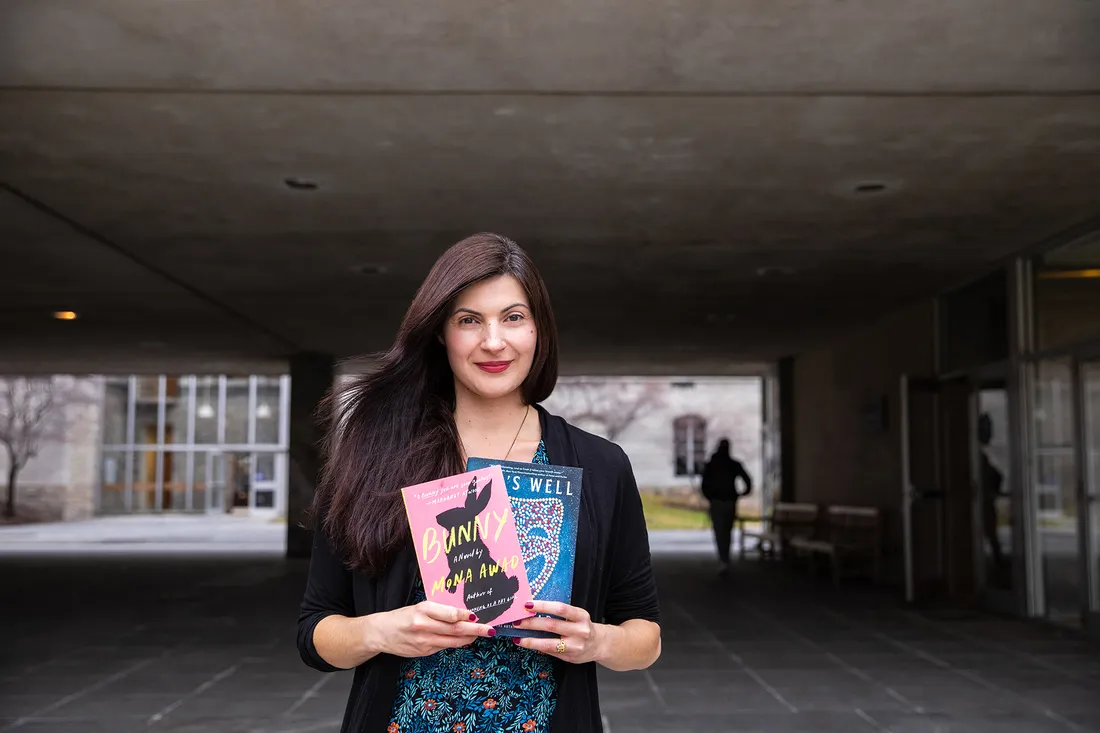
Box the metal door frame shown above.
[1061,347,1100,633]
[900,373,951,605]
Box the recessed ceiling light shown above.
[284,177,319,191]
[53,311,77,320]
[351,263,389,276]
[853,181,888,194]
[755,266,795,278]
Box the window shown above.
[673,415,707,476]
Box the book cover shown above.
[466,456,583,638]
[401,466,534,626]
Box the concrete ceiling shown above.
[3,0,1100,374]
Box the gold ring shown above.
[556,638,566,654]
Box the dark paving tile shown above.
[48,693,184,719]
[644,678,794,713]
[1,551,1099,733]
[1065,713,1100,731]
[1018,688,1100,714]
[606,711,876,732]
[0,694,73,718]
[887,685,1045,716]
[771,685,911,712]
[733,653,845,671]
[871,711,1096,733]
[650,651,740,671]
[0,720,148,733]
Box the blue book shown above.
[465,456,583,638]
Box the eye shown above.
[505,312,526,323]
[457,316,478,326]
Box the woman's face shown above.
[443,275,537,403]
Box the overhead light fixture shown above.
[755,266,795,278]
[284,177,319,191]
[256,403,272,419]
[1038,269,1100,280]
[853,181,888,194]
[197,403,215,419]
[351,262,389,276]
[53,311,78,320]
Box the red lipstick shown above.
[476,361,512,373]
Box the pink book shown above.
[401,466,534,626]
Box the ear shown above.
[467,478,492,514]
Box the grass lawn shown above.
[640,493,712,530]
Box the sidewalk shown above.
[0,515,733,556]
[0,515,287,554]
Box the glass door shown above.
[206,452,228,514]
[1032,359,1083,625]
[900,374,949,604]
[250,452,280,513]
[1078,361,1100,630]
[975,375,1016,610]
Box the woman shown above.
[297,233,662,733]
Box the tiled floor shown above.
[1,537,1098,732]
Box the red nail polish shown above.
[524,602,534,610]
[488,628,497,637]
[469,613,477,622]
[512,638,521,645]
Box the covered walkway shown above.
[2,530,1099,733]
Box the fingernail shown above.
[512,638,521,645]
[469,613,477,622]
[524,602,534,610]
[487,628,497,637]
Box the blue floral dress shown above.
[388,441,558,733]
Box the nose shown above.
[482,322,506,352]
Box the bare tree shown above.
[549,379,665,441]
[0,378,57,519]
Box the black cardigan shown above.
[297,404,661,733]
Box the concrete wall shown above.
[0,376,104,522]
[792,301,936,581]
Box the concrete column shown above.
[287,352,334,558]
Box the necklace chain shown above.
[461,403,530,463]
[502,404,530,461]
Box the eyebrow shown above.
[453,303,530,317]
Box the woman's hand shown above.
[508,601,606,664]
[367,601,497,658]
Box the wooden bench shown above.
[738,502,819,560]
[789,505,882,586]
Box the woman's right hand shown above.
[367,601,496,658]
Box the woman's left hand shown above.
[509,601,605,664]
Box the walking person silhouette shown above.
[700,438,753,576]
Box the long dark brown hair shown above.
[313,233,559,574]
